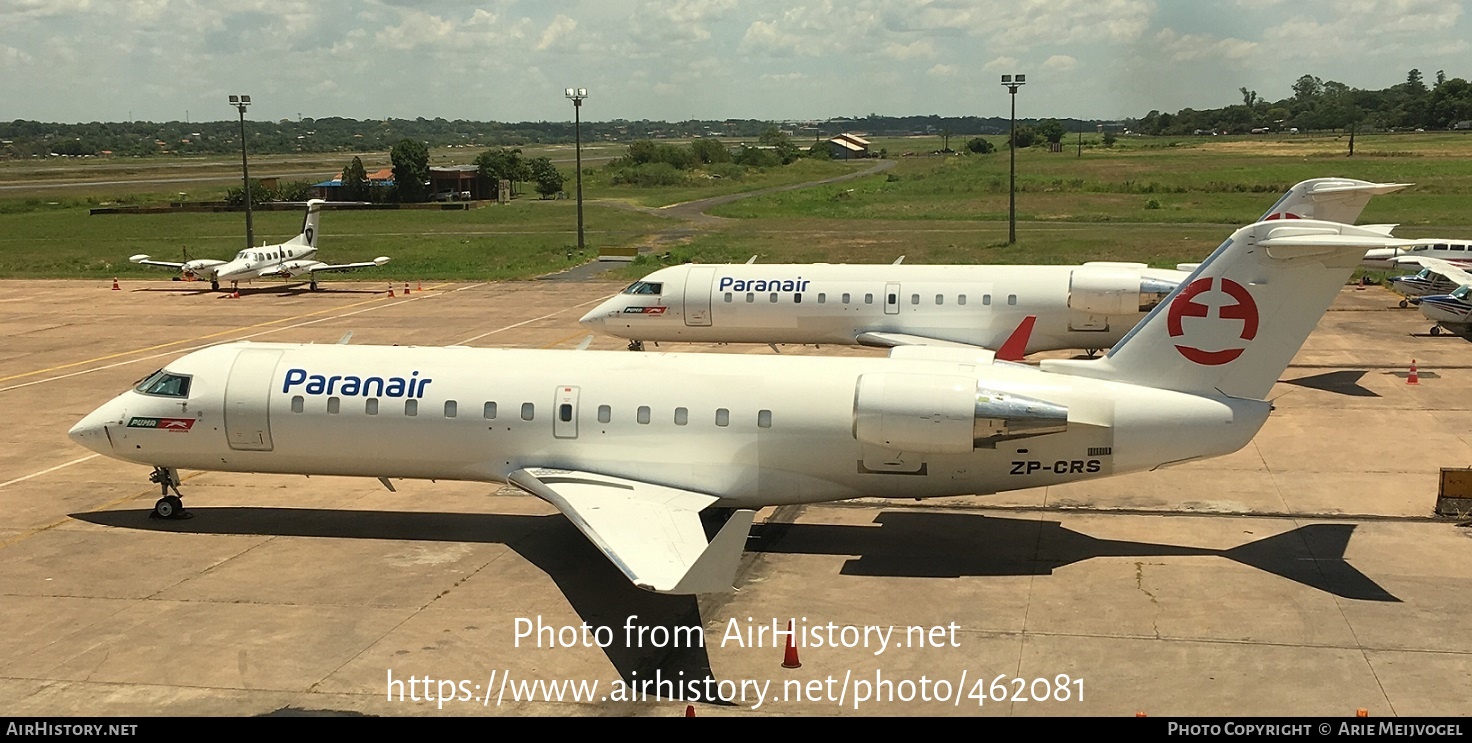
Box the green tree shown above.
[1101,130,1117,148]
[964,136,995,154]
[1037,118,1066,144]
[528,156,565,199]
[690,137,731,165]
[475,147,529,196]
[390,138,429,202]
[1009,124,1037,149]
[757,126,800,164]
[342,156,369,201]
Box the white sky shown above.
[2,0,1466,124]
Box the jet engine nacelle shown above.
[852,373,1069,454]
[1068,265,1177,316]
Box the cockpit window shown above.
[135,369,192,398]
[621,281,663,296]
[1452,286,1471,300]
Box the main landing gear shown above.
[148,466,190,520]
[628,340,645,352]
[309,279,320,291]
[210,279,220,291]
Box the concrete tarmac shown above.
[0,277,1468,717]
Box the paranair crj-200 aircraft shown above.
[580,178,1408,356]
[70,218,1413,595]
[129,199,389,292]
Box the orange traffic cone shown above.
[1408,360,1420,386]
[387,283,395,298]
[685,704,695,717]
[1356,708,1368,717]
[1136,711,1148,717]
[404,281,411,295]
[417,279,424,292]
[781,620,801,669]
[111,277,120,291]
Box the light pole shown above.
[1001,74,1025,245]
[228,94,254,249]
[564,87,587,253]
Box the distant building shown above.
[313,167,395,201]
[826,133,871,159]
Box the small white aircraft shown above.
[70,218,1412,594]
[580,178,1408,355]
[1362,238,1472,272]
[1391,256,1472,336]
[129,199,390,292]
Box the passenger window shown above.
[327,397,340,415]
[758,409,773,428]
[983,294,992,306]
[935,294,944,305]
[674,407,689,425]
[521,403,535,421]
[483,402,497,419]
[405,399,418,416]
[865,293,874,304]
[910,294,919,305]
[366,398,379,415]
[724,293,732,302]
[746,293,754,303]
[637,406,651,424]
[444,400,457,418]
[842,293,851,304]
[888,293,897,304]
[794,293,802,304]
[770,293,778,303]
[291,395,304,413]
[597,405,611,423]
[559,403,573,422]
[716,408,730,427]
[818,293,826,303]
[1008,294,1018,305]
[959,294,967,306]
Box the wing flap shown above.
[857,331,986,350]
[507,468,754,594]
[308,257,391,274]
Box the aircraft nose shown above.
[578,307,607,328]
[68,405,118,456]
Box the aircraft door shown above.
[884,283,901,315]
[553,385,580,439]
[684,266,715,326]
[224,348,282,451]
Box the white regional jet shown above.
[129,199,390,292]
[69,219,1411,595]
[580,178,1408,355]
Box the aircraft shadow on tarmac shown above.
[132,284,386,297]
[1282,370,1380,397]
[72,506,1398,702]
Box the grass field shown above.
[1,132,1468,281]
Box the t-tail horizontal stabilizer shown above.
[507,468,755,594]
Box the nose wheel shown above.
[210,279,220,291]
[627,340,645,352]
[148,466,191,520]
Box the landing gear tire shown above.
[1085,348,1100,358]
[153,495,184,520]
[310,279,319,291]
[210,279,220,291]
[1400,299,1410,309]
[628,340,645,352]
[1431,326,1443,336]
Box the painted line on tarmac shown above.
[0,454,100,491]
[0,284,467,394]
[454,295,608,345]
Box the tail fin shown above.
[1044,220,1415,400]
[1222,524,1398,602]
[1259,178,1410,224]
[286,199,325,248]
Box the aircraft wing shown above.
[506,468,755,594]
[307,257,391,275]
[1394,256,1472,286]
[128,255,186,269]
[856,316,1036,362]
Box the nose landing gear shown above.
[148,466,191,520]
[627,340,645,352]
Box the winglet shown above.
[893,255,906,265]
[670,509,756,594]
[995,315,1036,362]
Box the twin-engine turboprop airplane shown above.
[579,178,1409,355]
[129,199,390,292]
[70,219,1412,594]
[1389,256,1472,336]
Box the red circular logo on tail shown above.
[1166,277,1259,365]
[1264,212,1301,220]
